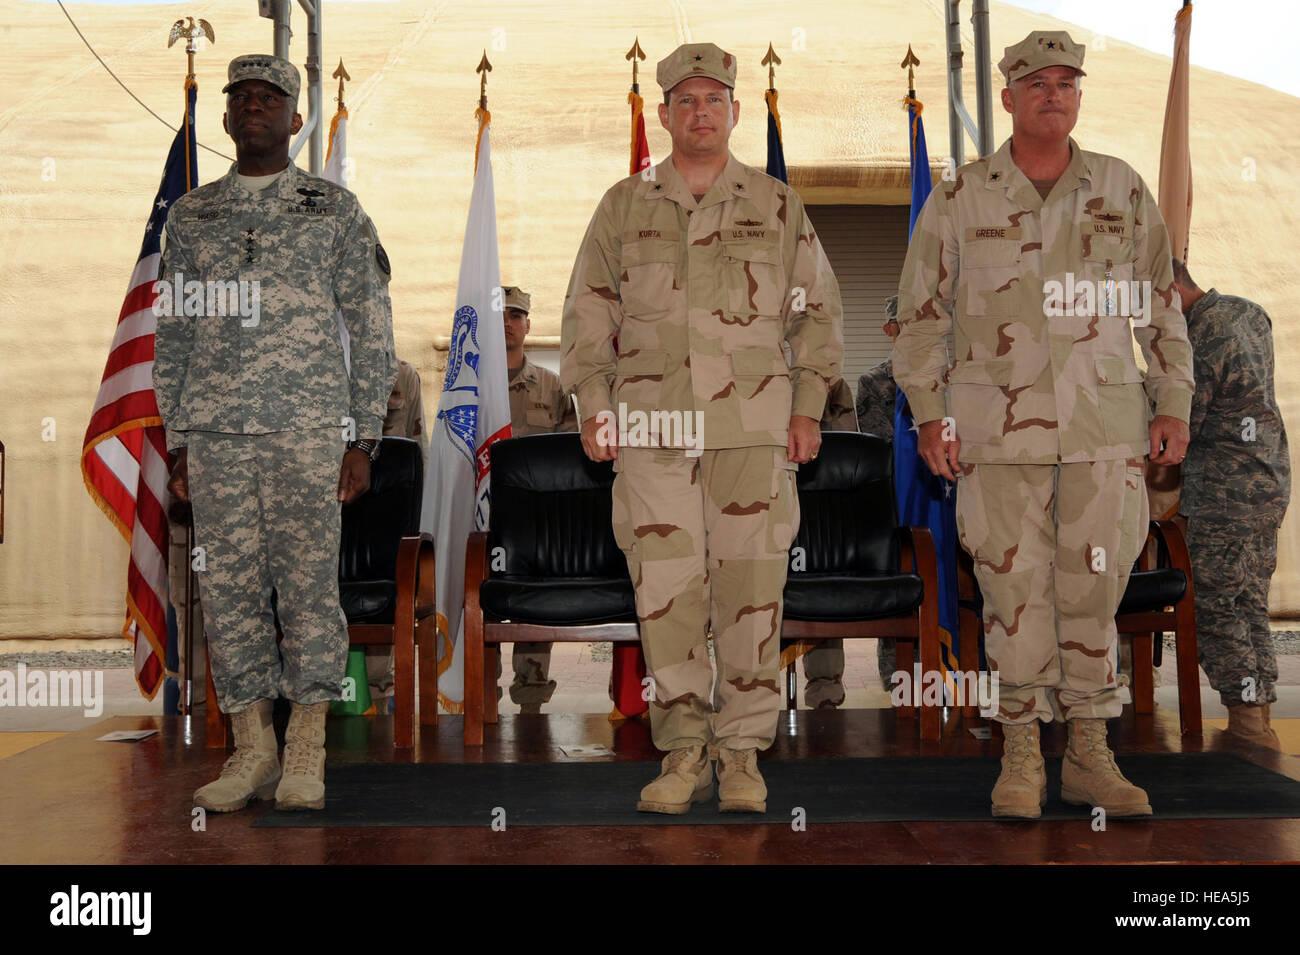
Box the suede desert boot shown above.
[194,698,281,812]
[1227,703,1281,750]
[717,746,767,813]
[637,743,713,814]
[991,721,1046,819]
[1061,718,1152,816]
[275,700,330,810]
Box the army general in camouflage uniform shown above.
[562,42,843,814]
[154,54,396,813]
[894,32,1194,819]
[1172,259,1290,749]
[500,285,578,713]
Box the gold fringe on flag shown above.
[764,88,783,142]
[325,106,348,164]
[628,90,644,176]
[474,106,491,174]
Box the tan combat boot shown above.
[194,698,280,812]
[636,744,713,814]
[717,746,767,813]
[275,700,330,810]
[1227,704,1281,750]
[990,721,1046,819]
[1061,718,1152,817]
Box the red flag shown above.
[609,87,653,719]
[80,80,197,699]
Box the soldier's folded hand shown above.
[1148,414,1190,466]
[338,449,372,504]
[787,415,821,463]
[581,413,618,462]
[918,419,961,482]
[167,448,190,504]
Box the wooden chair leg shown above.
[1175,615,1203,736]
[204,656,229,749]
[463,618,484,748]
[1131,632,1155,714]
[485,644,500,725]
[417,618,437,728]
[896,639,916,721]
[959,608,980,719]
[919,625,942,741]
[393,628,415,749]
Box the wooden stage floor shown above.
[3,707,1299,865]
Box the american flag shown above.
[80,80,198,699]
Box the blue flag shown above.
[893,98,964,679]
[765,90,788,184]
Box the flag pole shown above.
[475,51,492,173]
[166,16,212,714]
[626,37,646,176]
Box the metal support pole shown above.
[301,0,322,175]
[971,0,995,157]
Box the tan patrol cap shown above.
[656,42,737,93]
[503,286,531,314]
[222,53,301,100]
[998,30,1086,84]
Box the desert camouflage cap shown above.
[998,30,1086,83]
[503,286,531,314]
[656,42,737,93]
[222,53,301,100]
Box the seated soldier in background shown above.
[501,286,579,714]
[365,357,428,713]
[801,296,902,706]
[1172,259,1290,749]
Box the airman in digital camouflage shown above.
[562,42,843,813]
[1172,259,1290,749]
[499,285,577,713]
[894,31,1194,818]
[153,53,396,812]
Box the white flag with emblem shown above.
[420,115,511,712]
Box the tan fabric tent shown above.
[1,0,1297,644]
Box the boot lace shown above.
[282,743,319,777]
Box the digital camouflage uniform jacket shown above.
[1182,289,1290,517]
[154,162,396,451]
[893,137,1193,464]
[561,153,843,448]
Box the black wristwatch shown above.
[348,438,381,463]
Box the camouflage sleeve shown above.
[556,382,579,432]
[1131,179,1193,422]
[334,204,397,439]
[561,191,624,424]
[153,218,196,452]
[782,192,844,420]
[893,186,957,425]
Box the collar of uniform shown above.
[640,152,751,208]
[1186,287,1221,325]
[986,136,1091,206]
[509,354,538,384]
[215,160,302,202]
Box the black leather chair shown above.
[462,433,637,745]
[339,436,435,747]
[957,519,1201,735]
[781,432,943,739]
[204,436,435,750]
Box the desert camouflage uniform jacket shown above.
[154,161,396,451]
[561,152,843,449]
[1182,288,1290,517]
[893,137,1193,464]
[509,355,579,436]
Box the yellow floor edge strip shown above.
[0,732,68,761]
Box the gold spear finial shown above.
[167,16,214,79]
[626,37,646,93]
[477,50,492,110]
[761,42,781,92]
[900,44,920,95]
[333,58,351,111]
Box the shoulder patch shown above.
[376,242,391,277]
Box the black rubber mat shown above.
[252,752,1300,827]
